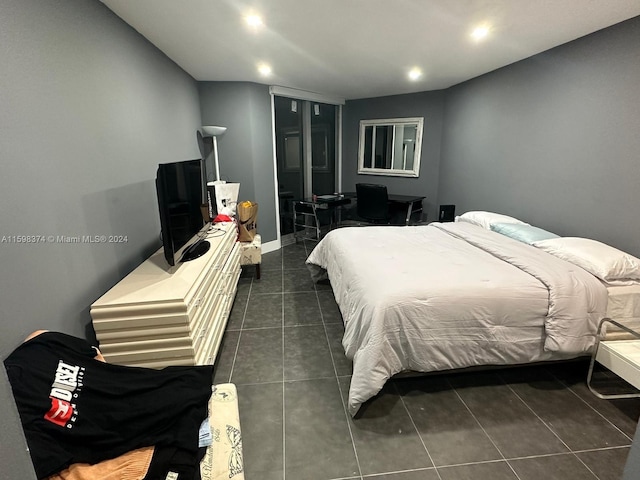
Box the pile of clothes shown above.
[4,331,220,480]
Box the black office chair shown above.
[356,183,390,224]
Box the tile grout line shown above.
[227,280,252,383]
[360,467,437,478]
[236,374,351,387]
[333,445,633,478]
[548,366,636,443]
[445,377,523,480]
[438,448,619,468]
[571,444,631,455]
[309,240,364,480]
[497,373,599,480]
[393,382,445,480]
[316,284,362,480]
[281,251,286,480]
[228,320,345,332]
[233,379,289,387]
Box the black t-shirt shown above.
[4,332,214,479]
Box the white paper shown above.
[214,182,240,216]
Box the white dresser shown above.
[91,222,240,368]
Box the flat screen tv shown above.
[155,159,210,266]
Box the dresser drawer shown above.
[100,343,195,365]
[91,222,240,368]
[195,293,229,365]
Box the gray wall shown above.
[439,16,640,256]
[0,0,203,477]
[198,82,277,242]
[343,91,445,221]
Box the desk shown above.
[388,194,425,225]
[293,195,351,241]
[343,192,425,225]
[306,195,352,230]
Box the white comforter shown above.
[306,222,608,416]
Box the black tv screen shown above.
[155,159,209,266]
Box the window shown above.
[358,117,423,177]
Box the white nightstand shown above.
[587,318,640,399]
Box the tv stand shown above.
[181,238,210,262]
[90,223,240,368]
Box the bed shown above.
[306,221,613,416]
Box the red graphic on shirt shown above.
[45,397,73,427]
[44,360,84,428]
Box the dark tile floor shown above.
[213,241,640,480]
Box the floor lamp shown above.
[197,125,228,221]
[198,125,227,182]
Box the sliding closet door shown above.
[274,96,303,237]
[310,102,337,196]
[274,96,339,240]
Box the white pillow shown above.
[454,211,528,230]
[533,237,640,283]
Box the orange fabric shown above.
[45,446,154,480]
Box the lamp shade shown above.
[200,125,227,137]
[198,125,227,182]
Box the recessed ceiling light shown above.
[471,25,490,41]
[258,63,272,76]
[245,14,263,28]
[408,68,422,81]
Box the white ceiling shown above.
[101,0,640,100]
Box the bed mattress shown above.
[307,222,609,415]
